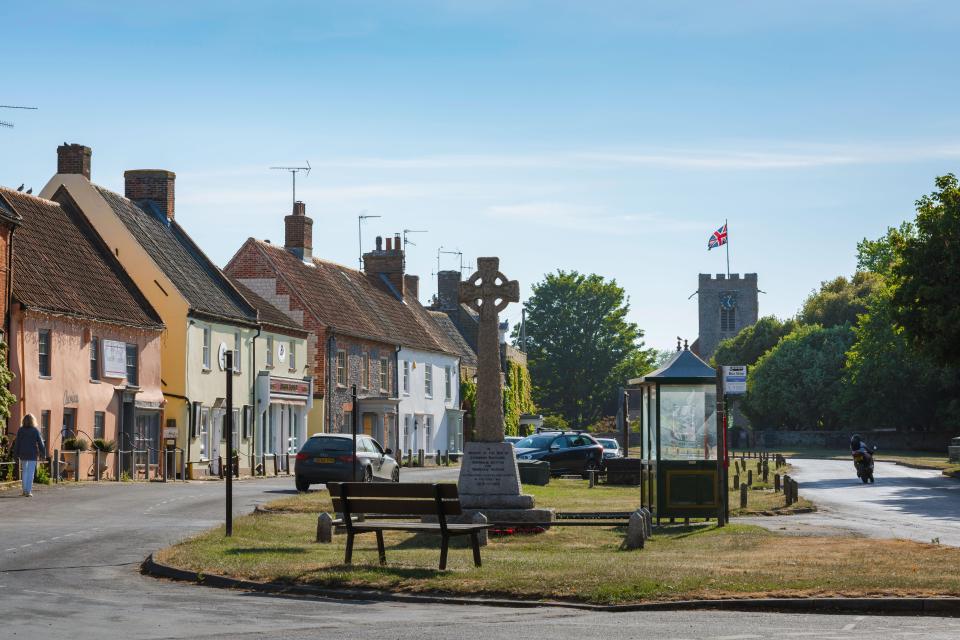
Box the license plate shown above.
[315,457,334,464]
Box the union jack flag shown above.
[707,223,728,250]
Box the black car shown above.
[294,433,400,492]
[513,431,604,476]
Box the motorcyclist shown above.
[850,433,871,456]
[850,433,875,483]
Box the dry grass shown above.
[157,514,960,605]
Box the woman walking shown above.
[13,414,45,497]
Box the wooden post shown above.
[747,469,753,486]
[774,473,781,493]
[733,473,740,489]
[739,483,748,509]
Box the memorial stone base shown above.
[456,441,554,526]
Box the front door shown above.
[61,408,77,441]
[135,412,161,464]
[362,413,374,436]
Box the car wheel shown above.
[362,466,373,483]
[295,476,310,492]
[391,467,400,483]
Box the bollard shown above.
[218,456,224,480]
[436,449,441,465]
[740,483,748,509]
[418,449,424,467]
[733,473,740,490]
[588,469,596,488]
[762,465,769,483]
[774,473,781,493]
[784,475,793,505]
[444,450,450,466]
[624,510,646,550]
[472,512,489,546]
[316,513,334,543]
[747,469,753,486]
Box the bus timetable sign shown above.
[722,365,747,395]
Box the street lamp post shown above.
[225,350,234,537]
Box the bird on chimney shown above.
[16,184,24,191]
[25,188,32,194]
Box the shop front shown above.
[256,373,313,472]
[357,396,400,453]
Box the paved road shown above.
[748,458,960,546]
[2,468,959,638]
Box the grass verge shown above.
[156,516,960,605]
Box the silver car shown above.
[596,438,623,460]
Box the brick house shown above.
[226,204,461,454]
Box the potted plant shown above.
[91,439,115,479]
[61,436,88,480]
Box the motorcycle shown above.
[852,445,877,484]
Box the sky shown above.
[2,1,959,352]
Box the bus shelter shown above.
[628,343,723,522]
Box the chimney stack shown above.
[124,169,176,220]
[57,144,92,179]
[363,232,405,298]
[437,270,461,311]
[404,275,420,300]
[284,200,313,261]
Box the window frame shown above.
[336,349,347,387]
[233,331,242,373]
[90,336,100,381]
[444,365,452,401]
[402,360,410,395]
[720,306,736,332]
[424,364,433,398]
[380,357,390,393]
[125,343,139,386]
[94,411,106,440]
[202,326,212,370]
[266,335,274,368]
[38,329,51,378]
[289,340,297,371]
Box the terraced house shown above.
[227,206,463,456]
[1,186,164,477]
[40,145,260,477]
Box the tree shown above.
[856,221,915,277]
[892,174,960,366]
[712,315,796,367]
[519,270,655,428]
[844,283,960,431]
[798,272,883,328]
[741,324,854,430]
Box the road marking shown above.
[715,635,762,640]
[36,540,47,544]
[4,548,15,552]
[842,616,866,631]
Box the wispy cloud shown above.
[487,201,708,234]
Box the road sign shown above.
[722,365,747,395]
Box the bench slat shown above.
[327,482,458,499]
[352,522,488,533]
[332,498,463,516]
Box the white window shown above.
[380,357,389,392]
[424,364,433,398]
[444,366,452,401]
[266,336,274,367]
[231,408,240,446]
[402,360,410,394]
[424,415,433,450]
[199,407,210,458]
[234,331,242,372]
[336,349,347,386]
[289,340,297,370]
[202,327,211,369]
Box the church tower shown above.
[694,273,759,360]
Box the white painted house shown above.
[397,347,463,456]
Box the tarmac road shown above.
[748,458,960,547]
[1,467,959,638]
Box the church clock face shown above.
[719,291,737,311]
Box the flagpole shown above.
[725,218,730,278]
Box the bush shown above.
[91,438,116,452]
[34,463,50,485]
[62,436,89,451]
[541,414,569,431]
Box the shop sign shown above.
[103,339,127,378]
[270,377,310,397]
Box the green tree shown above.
[844,283,959,430]
[712,315,796,367]
[741,324,855,430]
[519,270,655,428]
[798,272,883,328]
[891,174,960,366]
[856,221,915,277]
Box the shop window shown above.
[94,412,105,440]
[38,329,51,377]
[202,326,212,369]
[380,357,389,393]
[126,343,139,386]
[90,336,100,381]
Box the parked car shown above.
[504,436,523,446]
[513,431,604,477]
[294,434,399,492]
[596,438,623,460]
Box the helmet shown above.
[850,434,862,449]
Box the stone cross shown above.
[459,257,520,442]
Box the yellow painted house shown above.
[41,145,261,476]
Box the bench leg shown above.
[376,530,386,566]
[345,531,355,565]
[439,534,449,570]
[470,532,482,568]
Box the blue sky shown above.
[2,1,959,351]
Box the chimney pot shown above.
[57,144,92,179]
[124,169,176,220]
[292,200,306,216]
[385,237,392,251]
[376,236,383,251]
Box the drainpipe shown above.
[326,331,336,433]
[394,344,401,455]
[251,323,261,470]
[4,224,17,357]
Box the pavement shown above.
[742,458,960,546]
[2,463,960,638]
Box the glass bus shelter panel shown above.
[658,385,718,461]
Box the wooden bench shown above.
[327,482,490,570]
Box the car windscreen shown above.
[300,437,354,454]
[515,435,555,450]
[598,439,618,449]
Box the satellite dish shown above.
[218,343,228,371]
